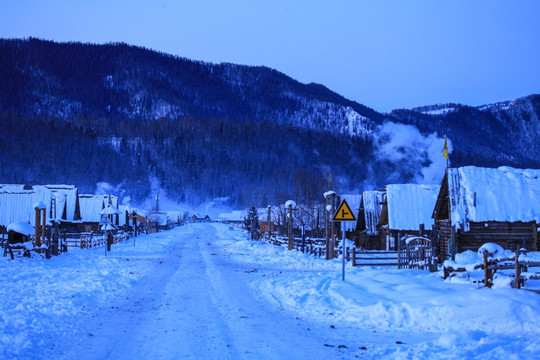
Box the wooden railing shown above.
[443,249,540,289]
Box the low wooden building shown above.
[433,166,540,260]
[378,184,440,250]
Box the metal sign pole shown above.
[331,198,356,282]
[342,222,346,281]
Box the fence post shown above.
[287,203,293,251]
[397,232,401,269]
[483,250,492,288]
[514,250,521,289]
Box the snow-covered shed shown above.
[378,184,440,249]
[433,166,540,256]
[0,185,52,232]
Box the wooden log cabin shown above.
[432,166,540,260]
[377,184,441,250]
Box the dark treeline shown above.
[0,112,377,206]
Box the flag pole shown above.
[443,135,449,171]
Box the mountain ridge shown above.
[1,38,539,207]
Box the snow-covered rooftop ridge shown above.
[386,184,440,231]
[448,166,540,230]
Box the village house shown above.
[432,166,540,260]
[377,184,441,250]
[78,194,119,232]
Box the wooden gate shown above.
[404,236,436,271]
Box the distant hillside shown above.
[1,38,539,207]
[389,95,540,169]
[0,37,381,137]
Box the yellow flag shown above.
[442,136,449,160]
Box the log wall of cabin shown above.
[436,219,452,261]
[457,221,537,252]
[357,232,386,250]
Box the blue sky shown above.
[1,0,539,112]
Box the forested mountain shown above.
[1,38,539,208]
[388,96,540,169]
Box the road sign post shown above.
[342,224,346,281]
[332,199,356,281]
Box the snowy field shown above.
[1,223,540,359]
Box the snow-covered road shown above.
[3,223,540,359]
[52,224,382,359]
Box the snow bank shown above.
[214,226,540,335]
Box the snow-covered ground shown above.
[1,223,540,359]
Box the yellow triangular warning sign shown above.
[332,199,356,221]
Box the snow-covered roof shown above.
[45,185,79,221]
[0,185,52,227]
[7,221,35,236]
[78,194,106,223]
[386,184,440,231]
[100,204,122,215]
[447,166,540,230]
[218,210,245,222]
[148,212,169,226]
[340,194,362,231]
[362,190,385,235]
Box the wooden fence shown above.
[264,235,436,271]
[443,250,540,289]
[65,232,130,249]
